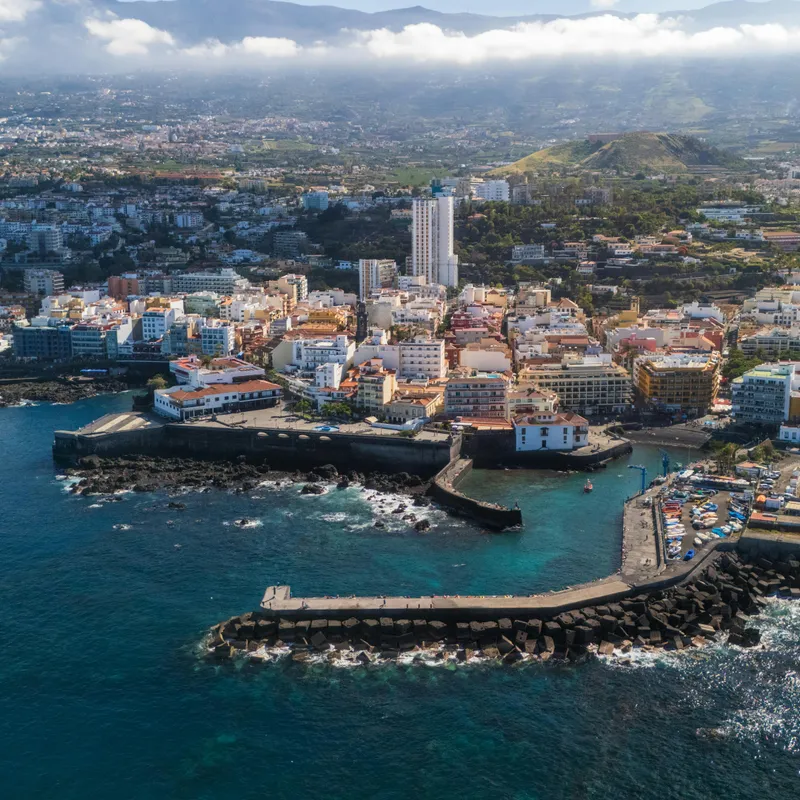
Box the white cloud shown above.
[77,13,800,67]
[351,16,800,64]
[0,36,23,61]
[0,0,41,23]
[590,0,620,8]
[85,17,175,57]
[182,36,299,59]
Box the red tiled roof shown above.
[168,379,281,402]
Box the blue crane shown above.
[628,464,648,495]
[659,449,671,477]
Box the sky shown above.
[115,0,769,14]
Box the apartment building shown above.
[411,196,458,288]
[445,374,509,419]
[634,353,721,414]
[520,355,632,416]
[739,328,800,358]
[511,244,546,264]
[398,335,446,380]
[732,362,800,424]
[358,259,398,300]
[107,274,141,300]
[290,334,355,371]
[200,319,236,357]
[355,358,397,412]
[23,269,64,296]
[171,268,249,294]
[142,307,180,341]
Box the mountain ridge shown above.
[490,133,749,175]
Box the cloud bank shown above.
[0,0,41,24]
[84,17,175,56]
[77,13,800,65]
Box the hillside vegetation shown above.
[492,133,747,175]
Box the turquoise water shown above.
[1,396,799,799]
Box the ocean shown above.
[0,395,798,799]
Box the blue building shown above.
[12,324,73,361]
[302,191,329,212]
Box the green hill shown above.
[492,133,747,176]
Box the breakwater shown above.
[209,549,794,664]
[428,458,522,531]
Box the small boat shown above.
[684,549,696,561]
[584,479,593,493]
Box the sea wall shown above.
[209,549,791,664]
[427,457,523,530]
[54,420,459,478]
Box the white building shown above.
[732,362,800,424]
[358,259,398,300]
[290,335,355,371]
[169,355,265,386]
[154,380,282,421]
[513,411,590,452]
[200,319,236,357]
[175,211,204,228]
[142,307,180,341]
[511,244,546,263]
[23,268,64,295]
[472,179,510,202]
[172,268,249,294]
[412,196,458,288]
[398,335,446,380]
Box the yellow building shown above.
[635,353,720,414]
[385,393,442,423]
[355,358,397,412]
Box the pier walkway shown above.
[261,577,634,620]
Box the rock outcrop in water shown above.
[67,455,428,498]
[208,551,797,665]
[0,378,128,406]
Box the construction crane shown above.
[659,449,671,477]
[628,464,648,495]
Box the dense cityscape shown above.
[6,2,800,798]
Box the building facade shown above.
[634,353,721,415]
[513,411,589,452]
[154,380,282,421]
[732,363,800,425]
[445,375,509,419]
[23,269,64,296]
[411,196,458,288]
[520,355,632,416]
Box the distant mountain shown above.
[492,133,749,175]
[3,0,800,73]
[96,0,800,45]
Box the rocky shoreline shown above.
[0,378,129,407]
[66,455,436,530]
[206,550,800,667]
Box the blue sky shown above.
[118,1,756,13]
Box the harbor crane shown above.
[628,464,648,495]
[659,449,671,477]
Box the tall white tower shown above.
[411,196,458,288]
